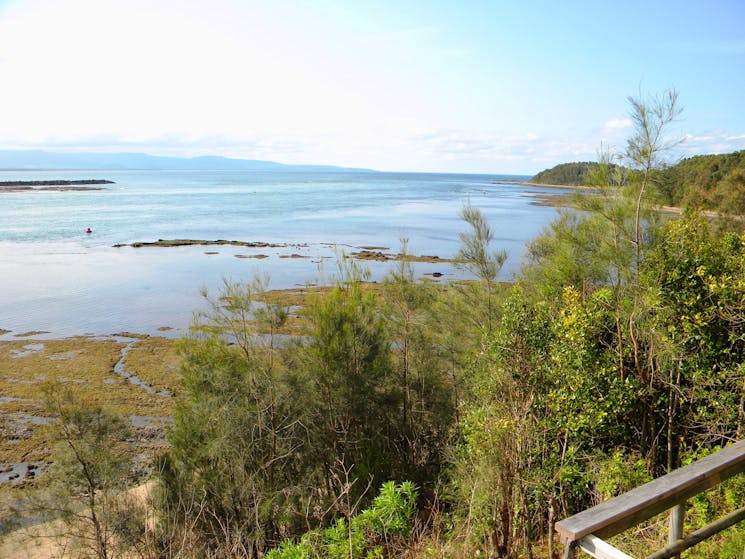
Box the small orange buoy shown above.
[86,227,92,233]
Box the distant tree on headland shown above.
[657,150,745,213]
[528,161,626,187]
[531,149,745,215]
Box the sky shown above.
[0,0,744,174]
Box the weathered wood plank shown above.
[578,534,635,559]
[556,440,745,543]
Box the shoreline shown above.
[520,181,594,190]
[0,253,457,341]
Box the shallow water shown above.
[0,169,570,337]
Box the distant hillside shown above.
[528,161,606,186]
[658,150,745,214]
[0,150,370,172]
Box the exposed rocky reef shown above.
[113,239,452,264]
[113,239,287,248]
[0,179,113,192]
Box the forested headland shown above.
[527,161,612,186]
[656,150,745,213]
[529,149,745,215]
[4,90,745,559]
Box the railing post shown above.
[668,503,685,558]
[555,441,745,558]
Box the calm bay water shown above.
[0,169,570,337]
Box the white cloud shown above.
[603,118,632,130]
[396,129,607,173]
[680,131,745,156]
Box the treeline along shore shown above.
[528,149,745,214]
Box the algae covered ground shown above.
[0,335,181,485]
[0,284,339,489]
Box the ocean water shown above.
[0,169,570,337]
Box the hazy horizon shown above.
[1,1,744,174]
[0,149,535,174]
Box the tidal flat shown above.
[0,281,449,487]
[0,335,181,486]
[0,284,341,488]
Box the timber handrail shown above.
[555,440,745,558]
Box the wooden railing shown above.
[555,440,745,559]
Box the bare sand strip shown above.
[0,481,154,559]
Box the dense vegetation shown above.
[530,148,745,215]
[528,161,613,186]
[16,90,745,558]
[657,150,745,213]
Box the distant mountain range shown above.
[0,150,370,172]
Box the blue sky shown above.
[0,0,743,174]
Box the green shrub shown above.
[265,481,418,559]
